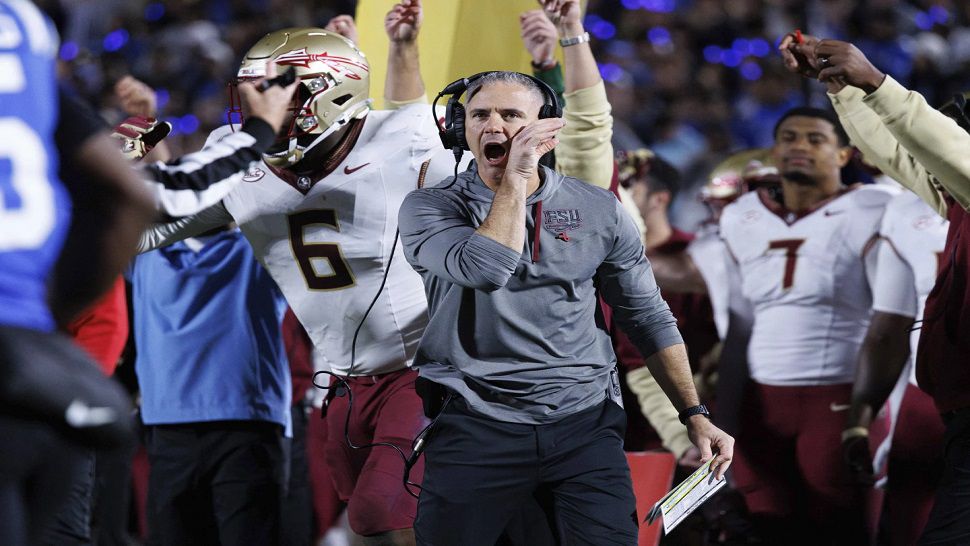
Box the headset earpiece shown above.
[450,102,467,151]
[538,103,559,120]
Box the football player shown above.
[719,106,894,543]
[141,15,448,543]
[843,190,947,545]
[0,2,150,544]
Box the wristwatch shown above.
[559,32,590,47]
[678,404,710,425]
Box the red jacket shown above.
[916,199,970,413]
[66,276,128,375]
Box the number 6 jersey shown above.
[719,185,894,385]
[140,103,460,377]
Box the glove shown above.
[842,431,874,486]
[110,116,172,160]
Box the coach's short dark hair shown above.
[773,107,850,147]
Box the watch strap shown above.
[678,404,710,425]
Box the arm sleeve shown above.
[140,118,276,217]
[532,62,565,107]
[625,366,693,458]
[398,190,523,291]
[829,85,948,217]
[871,237,918,317]
[597,198,683,357]
[862,76,970,211]
[827,81,948,216]
[555,81,614,189]
[384,94,429,109]
[137,202,234,252]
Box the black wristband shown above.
[678,404,710,425]
[530,58,558,71]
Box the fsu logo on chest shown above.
[543,209,582,242]
[543,209,582,232]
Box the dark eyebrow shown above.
[779,129,831,140]
[468,107,527,116]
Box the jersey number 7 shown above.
[767,238,805,290]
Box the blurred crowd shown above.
[48,0,970,231]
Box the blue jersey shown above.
[132,230,291,428]
[0,1,70,331]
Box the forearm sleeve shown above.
[532,63,565,107]
[863,77,970,211]
[626,366,693,458]
[137,202,233,252]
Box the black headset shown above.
[433,71,563,159]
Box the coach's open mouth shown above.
[484,142,508,166]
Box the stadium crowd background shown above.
[52,0,970,232]
[12,0,970,544]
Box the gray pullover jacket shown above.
[398,163,683,424]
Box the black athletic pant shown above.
[415,398,638,546]
[920,408,970,545]
[145,420,284,546]
[0,325,135,546]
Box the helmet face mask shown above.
[230,28,372,167]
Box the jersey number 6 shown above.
[288,209,356,291]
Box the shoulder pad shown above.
[721,191,760,218]
[849,184,897,209]
[203,125,235,149]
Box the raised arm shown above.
[384,0,425,105]
[779,33,955,215]
[539,0,613,189]
[110,66,297,218]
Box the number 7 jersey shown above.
[191,104,459,377]
[719,185,894,385]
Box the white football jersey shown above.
[720,186,894,385]
[874,192,948,385]
[204,104,461,377]
[687,222,730,339]
[870,191,947,475]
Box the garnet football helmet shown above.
[230,27,371,167]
